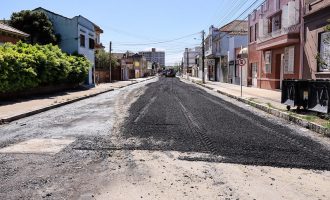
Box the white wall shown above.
[77,24,95,85]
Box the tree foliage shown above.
[95,49,118,69]
[9,10,58,45]
[0,42,91,93]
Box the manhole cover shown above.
[0,138,75,155]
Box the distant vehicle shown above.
[165,69,176,77]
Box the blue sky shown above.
[1,0,264,65]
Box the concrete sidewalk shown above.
[181,75,330,136]
[0,77,155,124]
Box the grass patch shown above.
[266,102,276,109]
[303,115,317,122]
[324,122,330,129]
[248,97,261,104]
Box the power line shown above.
[216,0,250,27]
[114,32,200,46]
[217,0,264,41]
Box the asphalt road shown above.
[122,77,330,170]
[0,77,330,199]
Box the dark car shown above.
[165,69,176,77]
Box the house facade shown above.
[0,23,29,45]
[248,0,302,90]
[303,0,330,79]
[205,20,248,83]
[183,47,201,77]
[205,25,220,81]
[226,23,248,85]
[34,7,102,85]
[120,53,147,80]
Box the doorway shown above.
[252,63,258,87]
[275,54,282,89]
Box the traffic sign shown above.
[237,58,246,66]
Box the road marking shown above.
[0,138,75,155]
[134,96,157,123]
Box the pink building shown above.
[248,0,302,90]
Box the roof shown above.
[0,23,29,37]
[34,7,71,20]
[219,20,248,34]
[34,7,102,32]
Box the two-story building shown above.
[120,53,147,80]
[303,0,330,79]
[34,7,103,85]
[205,21,248,83]
[224,21,248,85]
[205,25,220,81]
[248,0,301,90]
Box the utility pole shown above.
[202,30,205,84]
[240,46,243,97]
[109,41,112,83]
[185,48,189,80]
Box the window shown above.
[264,51,272,73]
[268,14,281,33]
[89,38,95,49]
[255,23,259,40]
[80,34,85,47]
[250,26,255,42]
[318,32,330,72]
[284,46,295,74]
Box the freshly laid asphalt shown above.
[123,77,330,170]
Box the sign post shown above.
[237,58,246,97]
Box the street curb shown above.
[0,77,156,125]
[186,78,330,137]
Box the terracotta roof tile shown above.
[219,20,248,34]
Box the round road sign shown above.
[238,58,246,66]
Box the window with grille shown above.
[318,32,330,71]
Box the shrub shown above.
[0,42,91,93]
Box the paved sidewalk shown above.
[0,77,155,123]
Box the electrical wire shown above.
[114,32,201,46]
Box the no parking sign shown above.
[237,58,246,66]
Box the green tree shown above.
[95,49,118,69]
[9,10,58,45]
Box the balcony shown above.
[255,0,300,50]
[256,26,300,50]
[95,42,105,50]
